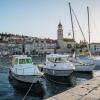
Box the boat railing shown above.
[15,67,38,75]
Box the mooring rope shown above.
[42,74,75,85]
[22,79,35,100]
[22,71,75,100]
[21,72,43,100]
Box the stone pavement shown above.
[45,76,100,100]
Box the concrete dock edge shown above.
[45,76,100,100]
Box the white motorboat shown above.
[40,54,75,77]
[9,55,43,84]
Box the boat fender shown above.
[53,70,55,75]
[41,68,43,72]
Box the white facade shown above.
[90,43,100,55]
[0,22,75,55]
[25,38,56,55]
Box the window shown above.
[67,44,72,48]
[48,57,66,63]
[48,58,55,62]
[12,58,18,65]
[15,58,18,64]
[55,58,66,62]
[26,59,32,64]
[19,59,26,64]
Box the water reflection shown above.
[8,76,44,100]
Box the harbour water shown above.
[0,56,100,100]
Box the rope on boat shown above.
[22,72,75,100]
[42,74,75,85]
[39,67,76,85]
[22,80,34,100]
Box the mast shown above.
[71,6,91,56]
[69,2,74,40]
[87,6,90,50]
[68,2,76,57]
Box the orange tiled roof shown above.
[63,38,75,42]
[90,43,100,45]
[45,38,57,43]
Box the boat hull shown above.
[74,64,95,72]
[42,68,73,76]
[9,70,43,84]
[94,60,100,66]
[9,74,44,95]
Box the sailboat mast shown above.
[69,2,74,40]
[68,2,76,57]
[71,6,91,56]
[87,6,90,50]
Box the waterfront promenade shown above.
[46,76,100,100]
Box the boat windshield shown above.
[48,57,66,63]
[12,58,18,65]
[19,58,32,64]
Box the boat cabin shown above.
[46,54,68,63]
[12,55,33,65]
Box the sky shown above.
[0,0,100,43]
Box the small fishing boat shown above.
[39,54,75,77]
[9,55,43,84]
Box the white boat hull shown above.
[9,70,43,83]
[74,64,95,72]
[92,56,100,66]
[94,60,100,66]
[42,68,73,76]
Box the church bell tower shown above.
[57,22,63,48]
[57,22,63,40]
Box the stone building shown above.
[25,38,56,55]
[0,22,75,55]
[56,22,75,54]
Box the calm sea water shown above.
[0,56,100,100]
